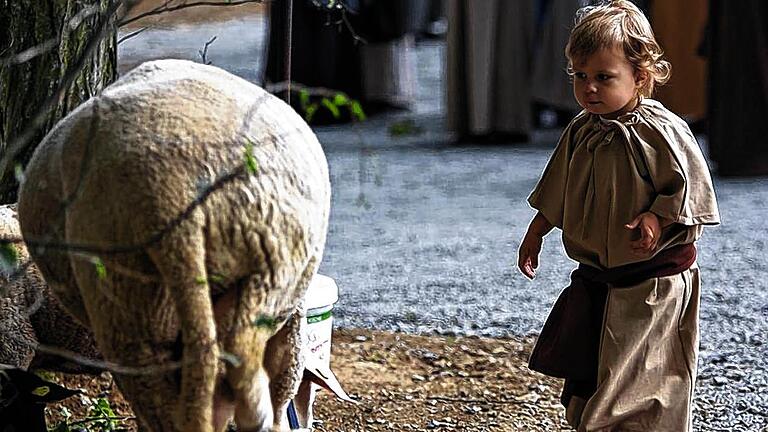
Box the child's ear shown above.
[634,70,648,88]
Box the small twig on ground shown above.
[198,36,218,65]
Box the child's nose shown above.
[585,81,598,93]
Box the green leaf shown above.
[321,98,341,119]
[13,163,24,183]
[86,397,118,430]
[49,419,71,432]
[243,139,259,175]
[90,257,107,280]
[350,100,367,121]
[332,93,349,107]
[0,242,18,272]
[299,89,310,110]
[305,103,319,122]
[196,274,224,285]
[388,119,422,137]
[253,315,277,330]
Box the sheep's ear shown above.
[302,359,357,404]
[3,368,80,402]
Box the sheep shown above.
[17,59,331,432]
[0,204,101,374]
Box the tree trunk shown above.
[0,0,118,204]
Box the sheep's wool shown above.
[18,60,331,432]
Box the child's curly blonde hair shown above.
[565,0,671,98]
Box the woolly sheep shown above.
[18,59,331,432]
[0,204,101,374]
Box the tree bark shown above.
[0,0,118,204]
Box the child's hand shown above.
[625,212,662,256]
[518,231,543,279]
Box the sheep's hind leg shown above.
[263,257,319,431]
[221,273,281,432]
[149,220,219,432]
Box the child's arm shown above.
[518,212,554,279]
[625,211,674,256]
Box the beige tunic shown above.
[528,99,720,431]
[529,99,720,269]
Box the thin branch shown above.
[0,4,102,67]
[340,9,367,45]
[285,0,293,104]
[34,343,182,376]
[67,416,138,427]
[266,80,350,98]
[119,0,265,28]
[0,0,142,185]
[34,341,243,376]
[13,165,248,256]
[0,39,59,67]
[117,26,149,45]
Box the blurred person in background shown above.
[706,0,768,176]
[446,0,535,143]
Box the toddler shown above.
[518,1,720,430]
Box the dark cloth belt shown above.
[527,243,697,407]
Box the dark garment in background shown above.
[265,1,363,101]
[528,243,697,407]
[707,0,768,176]
[355,0,431,43]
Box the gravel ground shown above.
[114,14,768,431]
[312,43,768,431]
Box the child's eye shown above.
[574,72,587,80]
[597,74,613,81]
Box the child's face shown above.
[571,45,646,119]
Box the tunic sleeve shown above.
[527,113,588,228]
[633,106,720,226]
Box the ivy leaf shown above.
[13,163,24,183]
[305,103,319,122]
[90,256,107,280]
[195,274,224,285]
[253,315,277,330]
[0,242,18,273]
[332,93,349,107]
[389,119,422,137]
[244,139,259,175]
[299,89,311,111]
[350,100,367,122]
[321,97,341,119]
[208,274,225,284]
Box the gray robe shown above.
[446,0,534,137]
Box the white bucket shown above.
[304,274,339,367]
[288,274,339,429]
